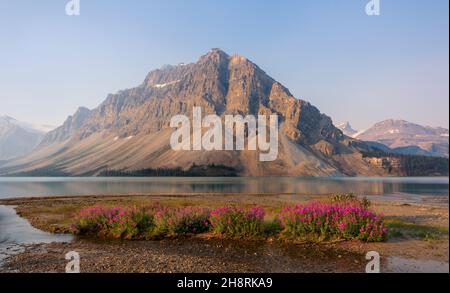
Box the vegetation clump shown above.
[279,201,388,242]
[209,206,266,237]
[72,200,388,242]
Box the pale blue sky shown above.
[0,0,448,130]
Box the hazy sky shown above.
[0,0,448,130]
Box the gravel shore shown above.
[1,237,366,273]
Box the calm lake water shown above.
[0,177,448,199]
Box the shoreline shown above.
[0,193,448,273]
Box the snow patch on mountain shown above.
[152,80,180,88]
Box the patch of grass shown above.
[385,219,449,241]
[152,199,204,207]
[388,229,405,238]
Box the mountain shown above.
[0,116,50,160]
[356,119,449,158]
[337,122,359,137]
[39,107,91,145]
[0,49,447,177]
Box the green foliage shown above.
[385,219,448,241]
[331,193,371,209]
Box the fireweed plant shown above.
[72,200,388,242]
[209,206,266,237]
[279,201,388,242]
[72,205,210,239]
[153,205,211,236]
[72,206,156,239]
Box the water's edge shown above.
[0,205,73,267]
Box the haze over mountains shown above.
[0,116,54,161]
[0,49,448,176]
[337,120,449,158]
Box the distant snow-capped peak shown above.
[0,115,55,133]
[337,121,359,137]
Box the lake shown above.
[0,177,448,199]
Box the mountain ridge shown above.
[0,50,447,176]
[356,119,449,158]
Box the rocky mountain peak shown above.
[39,49,343,145]
[374,119,408,127]
[205,48,229,58]
[2,49,393,176]
[39,106,91,146]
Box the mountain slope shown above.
[0,116,47,160]
[356,119,449,158]
[0,50,444,176]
